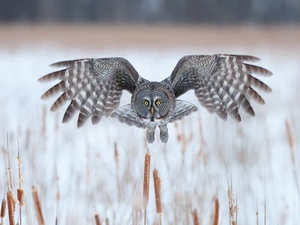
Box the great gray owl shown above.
[38,54,272,143]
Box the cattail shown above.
[153,168,162,215]
[32,186,44,225]
[95,213,101,225]
[16,146,24,225]
[1,199,6,224]
[192,208,199,225]
[143,151,151,225]
[143,151,151,209]
[17,155,24,206]
[212,198,219,225]
[17,189,24,207]
[7,191,15,225]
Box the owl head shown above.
[131,82,175,121]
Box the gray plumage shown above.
[38,54,272,143]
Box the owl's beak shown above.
[150,106,154,115]
[150,106,154,121]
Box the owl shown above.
[39,54,272,143]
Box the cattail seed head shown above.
[153,168,162,215]
[192,208,199,225]
[32,186,45,225]
[213,198,219,225]
[7,191,15,225]
[143,152,151,209]
[1,199,6,218]
[17,189,24,206]
[95,213,101,225]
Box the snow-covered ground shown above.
[0,42,299,224]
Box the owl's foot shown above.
[146,127,155,143]
[159,125,168,143]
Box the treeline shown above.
[1,0,299,23]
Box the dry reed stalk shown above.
[174,122,181,142]
[114,142,119,170]
[6,134,13,191]
[17,147,24,225]
[32,186,45,225]
[285,120,294,150]
[153,169,162,216]
[7,190,15,225]
[95,213,101,225]
[227,186,238,225]
[192,208,199,225]
[285,120,300,195]
[143,151,151,225]
[105,218,109,225]
[264,199,266,225]
[41,105,47,138]
[212,198,219,225]
[56,175,60,203]
[25,128,31,151]
[180,120,187,154]
[198,116,207,151]
[1,199,6,225]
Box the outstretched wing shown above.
[164,54,272,122]
[39,57,146,127]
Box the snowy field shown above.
[0,26,300,225]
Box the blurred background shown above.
[0,1,300,225]
[1,0,300,23]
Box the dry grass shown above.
[0,114,298,224]
[285,120,300,196]
[228,183,238,225]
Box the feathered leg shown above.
[159,125,168,143]
[146,126,156,143]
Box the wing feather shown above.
[166,54,272,121]
[39,57,145,127]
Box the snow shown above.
[0,44,299,224]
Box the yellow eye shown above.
[155,99,161,106]
[143,100,149,106]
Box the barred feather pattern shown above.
[39,54,272,143]
[168,54,272,121]
[39,58,140,127]
[169,100,198,123]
